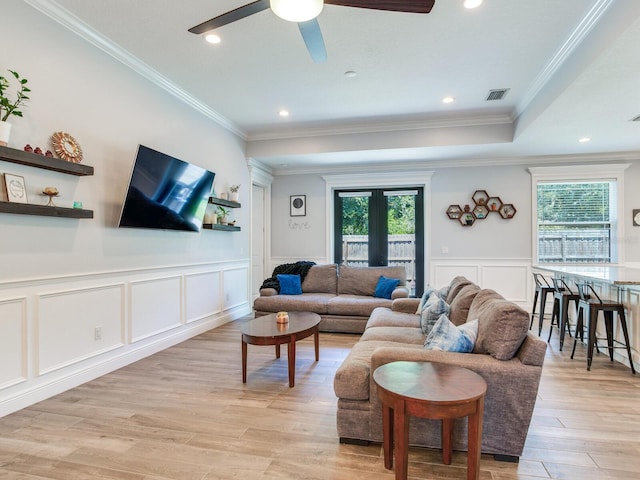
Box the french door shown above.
[334,188,424,296]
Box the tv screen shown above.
[118,145,215,232]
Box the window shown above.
[529,164,630,265]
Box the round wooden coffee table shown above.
[241,312,321,387]
[373,361,487,480]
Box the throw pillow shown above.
[374,276,400,299]
[415,287,435,314]
[420,294,450,335]
[277,274,302,295]
[424,315,478,353]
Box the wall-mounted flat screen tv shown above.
[118,145,215,232]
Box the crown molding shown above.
[24,0,247,140]
[517,0,614,116]
[273,150,640,176]
[246,112,514,142]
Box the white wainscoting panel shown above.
[431,259,533,308]
[223,267,249,310]
[481,265,529,303]
[185,271,222,323]
[432,264,481,289]
[0,298,27,389]
[38,284,125,375]
[130,276,182,342]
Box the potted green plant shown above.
[229,184,240,202]
[0,70,30,147]
[217,206,231,224]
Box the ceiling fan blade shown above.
[298,19,327,63]
[188,0,270,34]
[324,0,435,14]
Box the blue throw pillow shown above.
[374,276,400,299]
[424,315,479,353]
[416,287,435,314]
[277,274,302,295]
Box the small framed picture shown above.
[4,173,28,203]
[290,195,306,217]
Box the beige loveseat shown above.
[333,276,547,461]
[254,264,408,333]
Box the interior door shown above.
[251,184,265,301]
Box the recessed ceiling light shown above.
[579,137,591,143]
[442,96,455,104]
[344,70,357,78]
[204,33,221,44]
[279,109,290,117]
[464,0,483,8]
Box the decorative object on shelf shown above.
[447,189,516,226]
[229,184,240,202]
[217,206,231,224]
[220,192,228,200]
[634,209,640,227]
[45,150,53,157]
[0,70,30,147]
[42,186,59,206]
[486,196,502,212]
[34,146,43,155]
[73,201,83,209]
[24,144,33,152]
[3,173,28,203]
[446,204,462,219]
[290,194,306,216]
[499,203,517,219]
[50,131,83,163]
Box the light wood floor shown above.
[0,316,639,479]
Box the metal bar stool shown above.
[530,273,555,336]
[571,283,636,374]
[547,277,579,350]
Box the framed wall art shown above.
[290,195,306,217]
[4,173,28,203]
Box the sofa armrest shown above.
[259,288,278,297]
[391,286,409,300]
[391,297,421,313]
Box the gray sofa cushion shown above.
[469,289,530,360]
[327,294,392,317]
[449,283,481,326]
[253,292,335,314]
[445,275,473,304]
[302,264,338,293]
[360,326,425,345]
[366,307,420,329]
[337,265,406,296]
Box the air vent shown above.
[486,88,510,101]
[631,114,640,122]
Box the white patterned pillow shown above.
[420,294,450,335]
[424,315,479,353]
[415,287,435,314]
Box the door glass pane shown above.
[386,191,417,296]
[340,193,370,267]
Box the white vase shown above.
[230,192,239,202]
[0,121,11,147]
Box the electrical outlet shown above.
[94,326,102,341]
[442,246,449,254]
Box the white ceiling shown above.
[28,0,640,172]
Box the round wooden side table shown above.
[373,361,487,480]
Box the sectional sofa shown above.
[333,276,547,461]
[254,263,408,333]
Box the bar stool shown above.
[530,273,555,336]
[571,283,636,374]
[547,277,579,350]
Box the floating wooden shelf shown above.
[208,197,241,208]
[202,223,240,232]
[0,201,93,219]
[0,145,94,176]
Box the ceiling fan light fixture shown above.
[464,0,483,9]
[271,0,324,23]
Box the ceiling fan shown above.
[188,0,435,63]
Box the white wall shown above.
[269,160,640,305]
[0,1,250,415]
